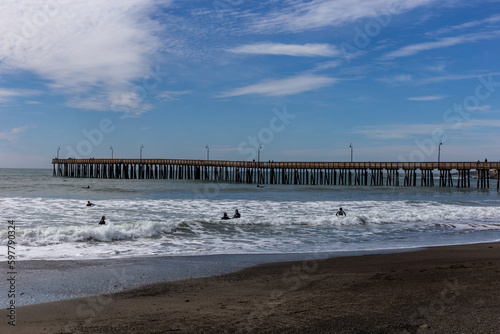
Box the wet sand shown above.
[3,242,500,334]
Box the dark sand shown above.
[3,243,500,334]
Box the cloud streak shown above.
[217,74,337,97]
[407,95,446,101]
[418,72,500,85]
[227,43,339,57]
[0,126,30,141]
[377,74,413,84]
[382,31,500,59]
[428,14,500,36]
[355,119,500,139]
[0,88,40,104]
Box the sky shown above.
[1,0,500,168]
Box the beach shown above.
[3,242,500,334]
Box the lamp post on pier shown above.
[438,140,442,166]
[258,145,262,165]
[257,145,262,184]
[57,147,60,159]
[110,146,113,159]
[206,145,209,161]
[140,145,144,160]
[349,143,353,163]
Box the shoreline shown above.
[5,248,416,307]
[3,242,500,333]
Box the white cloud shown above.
[382,31,500,59]
[68,90,154,116]
[418,72,500,85]
[428,14,500,36]
[0,0,168,113]
[425,63,446,72]
[355,119,500,139]
[0,126,30,141]
[466,105,491,112]
[313,60,344,71]
[227,43,339,57]
[377,74,413,84]
[156,90,191,102]
[355,123,440,139]
[407,95,446,101]
[217,74,337,97]
[0,88,40,104]
[250,0,438,33]
[0,88,39,98]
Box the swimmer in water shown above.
[336,207,346,216]
[99,216,106,225]
[221,212,230,220]
[233,209,241,218]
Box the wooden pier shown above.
[52,159,500,189]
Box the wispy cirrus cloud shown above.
[0,0,168,113]
[355,119,500,139]
[355,123,443,139]
[377,74,413,84]
[217,74,337,97]
[417,72,500,85]
[428,14,500,36]
[227,43,340,57]
[156,90,191,102]
[249,0,438,33]
[407,95,446,101]
[0,88,40,104]
[0,88,40,97]
[313,60,344,71]
[382,31,500,59]
[0,126,31,141]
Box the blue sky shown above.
[1,0,500,168]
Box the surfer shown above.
[221,212,230,220]
[336,207,346,216]
[86,201,95,207]
[99,216,106,225]
[233,209,241,218]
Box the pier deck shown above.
[52,159,499,189]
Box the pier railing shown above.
[52,159,499,189]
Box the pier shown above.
[52,159,499,189]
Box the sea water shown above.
[1,168,500,261]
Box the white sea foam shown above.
[2,195,500,260]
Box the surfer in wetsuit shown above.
[221,212,230,220]
[336,207,346,216]
[86,201,94,206]
[233,209,241,218]
[99,216,106,225]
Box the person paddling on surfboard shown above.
[87,201,95,207]
[336,207,346,216]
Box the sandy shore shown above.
[3,243,500,334]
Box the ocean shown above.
[2,168,500,261]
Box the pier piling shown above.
[52,159,499,189]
